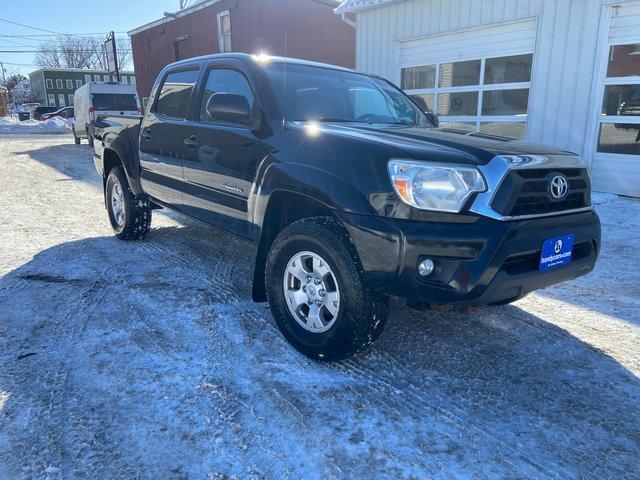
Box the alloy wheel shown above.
[283,251,340,333]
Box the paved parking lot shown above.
[0,134,638,479]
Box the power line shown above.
[0,38,36,48]
[0,61,38,67]
[0,16,62,35]
[0,32,129,38]
[0,50,133,54]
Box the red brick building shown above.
[128,0,355,102]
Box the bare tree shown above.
[35,35,132,71]
[87,37,132,71]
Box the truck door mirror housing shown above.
[409,94,439,127]
[425,111,439,128]
[206,93,252,126]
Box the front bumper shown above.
[338,210,601,306]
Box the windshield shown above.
[92,94,138,111]
[264,62,432,127]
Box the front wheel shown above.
[105,167,152,240]
[265,217,388,361]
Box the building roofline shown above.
[129,0,340,36]
[334,0,406,14]
[29,68,135,76]
[128,0,221,36]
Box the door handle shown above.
[184,135,200,149]
[142,130,152,141]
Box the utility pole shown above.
[0,62,6,85]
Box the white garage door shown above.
[589,3,640,197]
[399,19,537,139]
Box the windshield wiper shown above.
[315,117,364,123]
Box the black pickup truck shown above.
[93,53,600,360]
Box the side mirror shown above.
[410,94,439,127]
[206,93,252,126]
[425,111,439,128]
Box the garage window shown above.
[217,10,232,53]
[596,44,640,156]
[401,53,533,139]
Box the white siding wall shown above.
[356,0,542,83]
[527,0,603,157]
[355,0,601,156]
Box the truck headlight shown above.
[388,160,486,213]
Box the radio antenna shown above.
[282,0,288,127]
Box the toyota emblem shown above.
[549,174,569,200]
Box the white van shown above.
[73,82,140,146]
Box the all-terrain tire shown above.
[265,216,388,361]
[105,167,152,241]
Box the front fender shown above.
[250,161,375,234]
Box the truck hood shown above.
[316,123,575,164]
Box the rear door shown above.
[181,61,269,237]
[92,92,139,118]
[139,67,200,210]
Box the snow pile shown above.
[0,116,72,135]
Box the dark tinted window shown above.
[199,68,255,122]
[155,69,199,119]
[264,63,429,126]
[597,123,640,155]
[439,60,481,87]
[601,84,640,116]
[437,91,478,116]
[482,89,529,115]
[92,94,138,111]
[484,54,533,84]
[401,65,436,90]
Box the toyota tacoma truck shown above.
[93,53,600,361]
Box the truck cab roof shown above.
[167,52,357,74]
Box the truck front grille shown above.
[491,168,591,217]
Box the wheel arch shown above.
[251,190,338,302]
[101,138,143,195]
[250,162,373,303]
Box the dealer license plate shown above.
[540,234,575,271]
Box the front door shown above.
[139,68,200,211]
[182,65,269,238]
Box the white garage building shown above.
[336,0,640,196]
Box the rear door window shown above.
[92,94,138,111]
[155,69,199,119]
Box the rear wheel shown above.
[265,217,388,361]
[87,124,94,147]
[72,125,80,145]
[105,167,151,240]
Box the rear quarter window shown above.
[155,69,200,119]
[92,94,138,111]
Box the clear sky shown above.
[0,0,182,76]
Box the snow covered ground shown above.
[0,117,72,135]
[0,135,638,479]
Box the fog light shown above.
[418,259,435,276]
